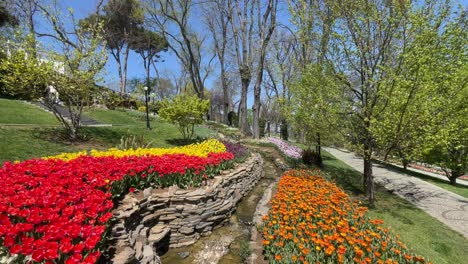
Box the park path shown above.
[30,101,106,126]
[324,147,468,239]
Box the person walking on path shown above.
[324,147,468,239]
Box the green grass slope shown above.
[0,98,58,125]
[0,105,216,164]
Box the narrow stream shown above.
[160,151,282,264]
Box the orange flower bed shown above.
[262,170,430,264]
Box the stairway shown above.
[30,101,107,127]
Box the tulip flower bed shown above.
[0,140,234,263]
[267,137,303,164]
[220,140,249,162]
[46,139,227,161]
[262,170,429,264]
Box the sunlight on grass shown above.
[0,98,58,125]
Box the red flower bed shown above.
[0,152,234,263]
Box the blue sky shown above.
[41,1,184,92]
[34,0,292,108]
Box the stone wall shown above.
[110,153,264,264]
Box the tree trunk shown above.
[221,69,229,125]
[402,160,409,170]
[114,53,124,95]
[252,82,261,139]
[238,77,250,136]
[27,12,37,59]
[449,176,457,185]
[316,132,321,158]
[280,118,288,140]
[122,47,130,95]
[449,168,461,185]
[363,156,375,207]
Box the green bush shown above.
[259,118,266,138]
[302,148,323,167]
[0,51,52,100]
[159,94,210,140]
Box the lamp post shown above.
[143,86,151,130]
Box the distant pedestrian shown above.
[46,82,60,105]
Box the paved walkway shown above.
[382,161,468,187]
[30,101,108,127]
[324,147,468,239]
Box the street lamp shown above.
[143,86,151,130]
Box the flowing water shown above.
[160,149,282,264]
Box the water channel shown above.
[159,147,283,264]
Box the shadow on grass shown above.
[33,127,84,144]
[322,160,365,196]
[81,127,130,145]
[165,136,207,146]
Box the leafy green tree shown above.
[82,0,144,95]
[159,94,210,140]
[314,0,410,207]
[371,3,467,184]
[287,63,343,158]
[0,48,51,100]
[421,13,467,184]
[130,27,168,91]
[39,1,108,140]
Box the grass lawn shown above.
[0,104,216,164]
[321,149,468,264]
[0,98,58,125]
[0,127,83,162]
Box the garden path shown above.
[31,101,107,126]
[324,147,468,239]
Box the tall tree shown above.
[251,0,278,139]
[327,0,408,206]
[227,0,278,136]
[145,0,207,99]
[83,0,144,95]
[265,30,297,140]
[204,0,231,124]
[131,27,168,92]
[226,0,254,135]
[11,0,40,57]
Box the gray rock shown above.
[135,241,143,260]
[179,226,195,235]
[177,251,190,259]
[142,245,154,258]
[112,247,135,264]
[143,187,153,197]
[148,226,170,243]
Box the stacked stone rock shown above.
[110,153,264,264]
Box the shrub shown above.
[302,148,323,167]
[159,94,210,140]
[259,118,266,138]
[0,50,51,100]
[138,105,146,113]
[117,134,153,150]
[103,92,123,110]
[262,170,430,264]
